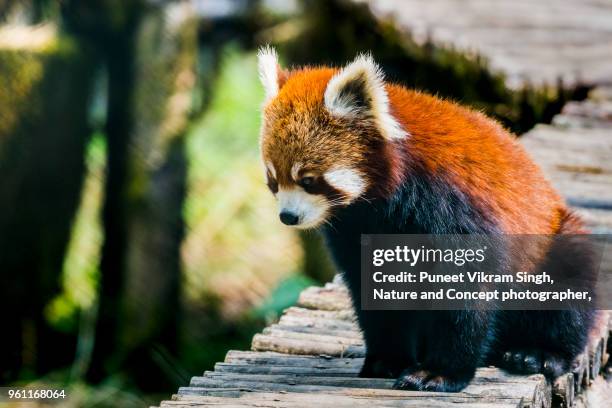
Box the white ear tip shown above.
[355,53,384,79]
[354,52,375,64]
[258,45,280,102]
[258,45,278,63]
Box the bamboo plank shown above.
[224,350,363,367]
[268,323,362,340]
[279,313,358,331]
[260,327,363,345]
[297,286,352,311]
[197,372,393,388]
[213,363,359,376]
[180,379,543,406]
[283,306,355,321]
[165,392,523,407]
[251,334,365,357]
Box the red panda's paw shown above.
[359,355,405,379]
[500,349,568,379]
[393,368,473,392]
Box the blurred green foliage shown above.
[255,274,316,319]
[46,133,105,333]
[182,45,301,318]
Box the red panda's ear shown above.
[324,54,408,140]
[258,46,288,103]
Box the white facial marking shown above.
[277,187,329,229]
[265,161,276,179]
[324,53,408,140]
[257,46,280,103]
[324,167,366,202]
[291,162,302,180]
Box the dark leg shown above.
[394,310,491,392]
[493,231,597,379]
[358,310,416,379]
[493,310,594,379]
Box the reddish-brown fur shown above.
[261,66,578,235]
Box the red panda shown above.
[257,47,597,392]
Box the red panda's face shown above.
[257,48,407,229]
[260,104,370,229]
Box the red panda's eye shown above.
[298,177,315,187]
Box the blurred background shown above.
[0,0,584,406]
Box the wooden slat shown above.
[251,333,365,357]
[297,286,352,311]
[165,392,524,407]
[196,372,393,388]
[268,323,362,340]
[181,374,548,406]
[224,350,362,367]
[283,306,355,321]
[262,326,362,343]
[214,363,360,376]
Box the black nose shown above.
[279,211,299,225]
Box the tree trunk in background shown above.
[58,0,144,383]
[75,2,197,389]
[87,24,139,383]
[118,3,196,389]
[0,26,94,381]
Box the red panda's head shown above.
[258,47,408,229]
